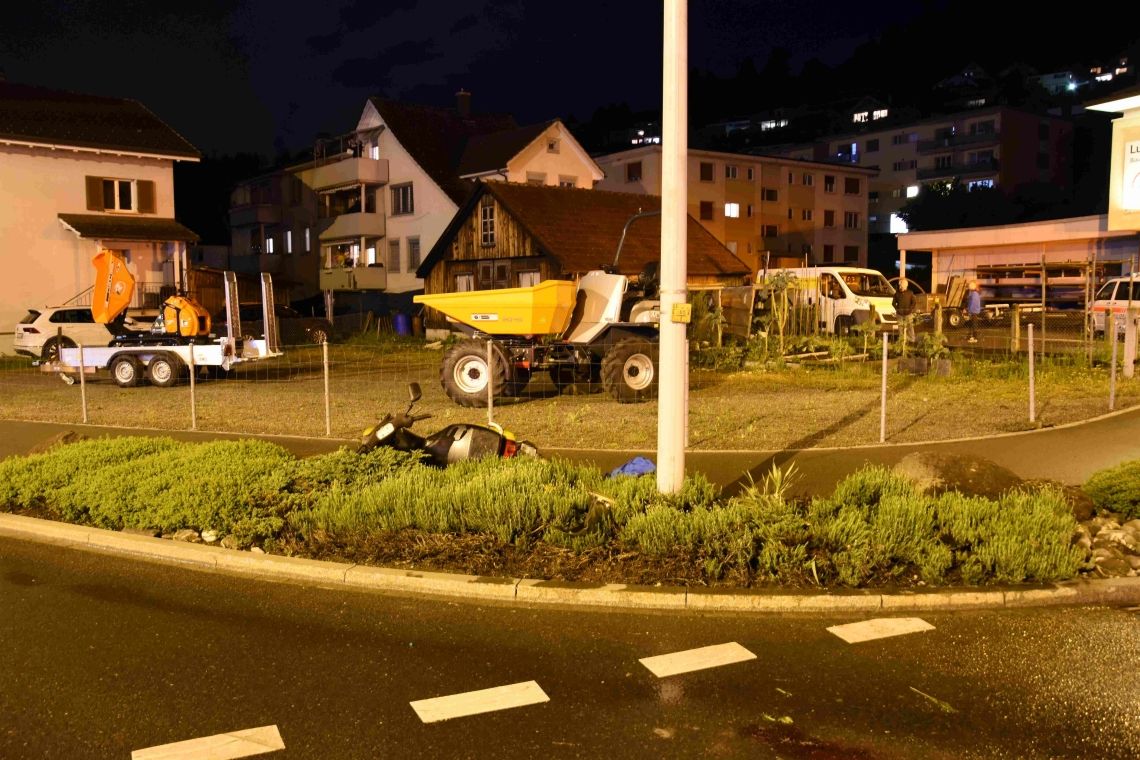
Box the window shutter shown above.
[137,181,156,213]
[85,176,103,211]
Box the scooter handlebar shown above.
[411,412,433,421]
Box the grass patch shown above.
[0,437,1089,587]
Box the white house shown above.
[0,81,201,336]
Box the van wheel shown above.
[834,316,854,336]
[602,339,658,403]
[440,339,508,407]
[41,336,76,362]
[110,355,143,388]
[147,353,185,388]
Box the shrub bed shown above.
[0,437,1087,588]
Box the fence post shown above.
[1028,322,1036,423]
[880,331,888,443]
[78,344,88,424]
[188,348,197,431]
[1011,305,1020,353]
[1110,315,1119,411]
[933,303,942,337]
[486,338,495,425]
[322,339,331,436]
[1124,308,1137,380]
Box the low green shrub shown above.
[1083,459,1140,519]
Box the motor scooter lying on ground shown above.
[357,382,539,466]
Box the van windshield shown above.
[842,272,894,297]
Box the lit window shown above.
[304,227,311,252]
[890,213,909,234]
[265,235,275,254]
[285,230,293,253]
[725,202,740,218]
[906,185,919,198]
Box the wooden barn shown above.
[414,181,750,327]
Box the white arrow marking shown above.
[411,680,550,723]
[827,617,935,644]
[639,642,757,678]
[131,724,284,759]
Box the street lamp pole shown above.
[657,0,688,494]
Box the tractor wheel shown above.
[110,354,143,388]
[549,363,599,396]
[440,339,509,407]
[41,336,76,362]
[601,339,658,403]
[147,352,185,388]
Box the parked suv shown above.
[213,303,333,345]
[13,306,120,360]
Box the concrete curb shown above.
[4,512,1139,613]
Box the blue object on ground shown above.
[607,456,656,478]
[393,313,411,336]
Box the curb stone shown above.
[3,512,1140,613]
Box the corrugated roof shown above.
[369,97,518,204]
[58,214,200,243]
[456,121,555,177]
[0,82,200,159]
[419,182,750,279]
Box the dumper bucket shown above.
[414,280,577,336]
[91,249,136,324]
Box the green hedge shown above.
[1083,460,1140,519]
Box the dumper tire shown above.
[440,339,509,407]
[110,354,143,388]
[601,339,658,403]
[946,309,963,328]
[147,352,185,388]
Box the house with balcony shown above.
[594,145,876,272]
[0,81,201,334]
[228,91,602,313]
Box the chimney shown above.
[456,89,471,119]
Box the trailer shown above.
[42,270,283,387]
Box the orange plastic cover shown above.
[91,250,136,323]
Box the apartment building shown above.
[594,145,876,273]
[775,106,1074,236]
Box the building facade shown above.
[594,146,876,273]
[775,106,1075,236]
[0,82,201,333]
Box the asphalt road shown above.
[2,537,1137,760]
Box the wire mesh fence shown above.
[2,309,1139,452]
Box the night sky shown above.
[1,1,1134,158]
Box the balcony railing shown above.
[311,157,389,191]
[228,203,282,228]
[917,157,1000,181]
[917,130,1001,153]
[319,265,388,291]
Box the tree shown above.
[896,181,1019,231]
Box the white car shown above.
[13,306,118,361]
[1091,277,1140,336]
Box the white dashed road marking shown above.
[411,680,550,723]
[131,724,284,759]
[827,617,935,644]
[639,642,757,678]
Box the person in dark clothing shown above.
[892,279,917,342]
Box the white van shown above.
[1090,276,1140,336]
[757,266,898,335]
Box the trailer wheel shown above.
[440,339,508,407]
[110,355,143,388]
[602,339,658,403]
[147,352,185,388]
[947,309,963,328]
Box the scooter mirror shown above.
[407,382,422,403]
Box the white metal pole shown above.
[78,344,88,424]
[1110,315,1118,411]
[1028,322,1036,423]
[188,348,197,431]
[879,332,888,443]
[486,338,495,425]
[657,0,688,494]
